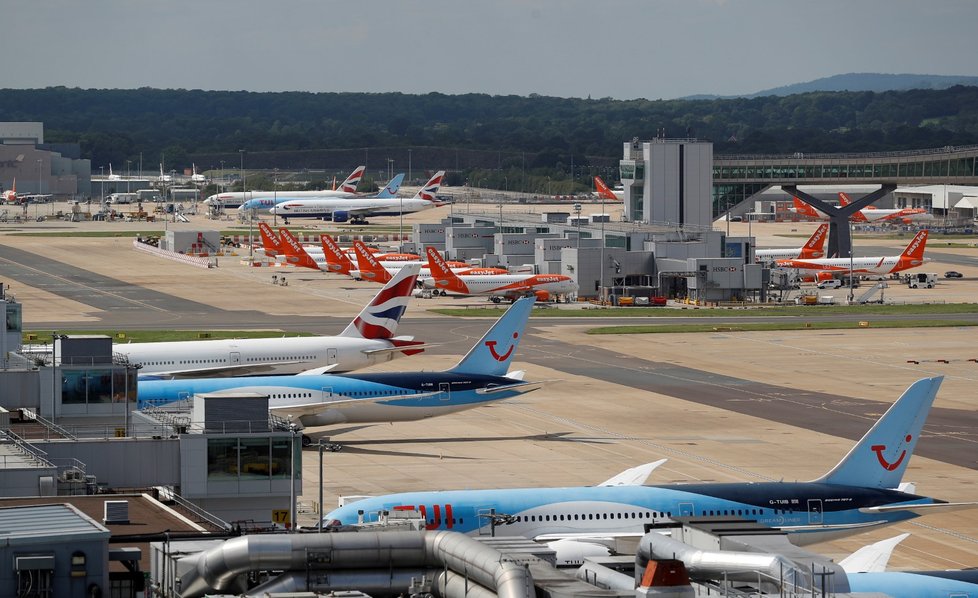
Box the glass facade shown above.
[5,302,21,332]
[714,157,976,182]
[61,368,136,405]
[207,436,298,482]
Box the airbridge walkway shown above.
[711,144,978,216]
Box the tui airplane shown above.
[322,377,975,549]
[137,297,542,439]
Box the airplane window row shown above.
[514,511,669,523]
[704,508,765,517]
[245,355,315,362]
[271,392,314,399]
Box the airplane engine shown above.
[815,271,835,282]
[533,290,550,302]
[332,211,350,223]
[546,539,614,567]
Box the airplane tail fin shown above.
[352,239,393,283]
[339,166,366,194]
[340,263,420,339]
[258,222,282,256]
[376,173,405,198]
[425,246,469,294]
[798,223,829,259]
[838,192,850,206]
[900,230,929,264]
[415,170,446,203]
[446,296,536,377]
[320,234,356,276]
[594,176,619,201]
[813,376,943,488]
[278,228,320,270]
[792,197,818,217]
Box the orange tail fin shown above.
[901,230,929,264]
[798,223,829,259]
[838,192,850,206]
[277,228,320,270]
[320,234,355,275]
[594,176,619,201]
[425,246,469,294]
[792,197,818,217]
[258,222,282,256]
[352,239,392,283]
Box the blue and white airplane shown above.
[238,173,404,213]
[137,297,542,432]
[323,377,975,546]
[125,264,425,379]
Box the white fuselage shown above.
[426,274,578,297]
[754,247,809,262]
[269,197,435,218]
[205,190,355,208]
[780,256,927,277]
[118,335,405,377]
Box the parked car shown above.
[944,271,964,279]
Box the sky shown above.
[4,0,978,100]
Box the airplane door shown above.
[439,382,451,401]
[807,499,823,525]
[327,348,337,365]
[679,502,695,517]
[229,352,241,365]
[321,387,334,401]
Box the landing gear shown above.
[302,434,312,447]
[440,290,448,297]
[301,435,343,451]
[490,296,502,304]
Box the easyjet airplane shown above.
[593,176,624,201]
[776,230,930,278]
[838,192,933,223]
[424,246,578,302]
[754,223,829,263]
[349,239,504,284]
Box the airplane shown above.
[838,192,933,223]
[238,173,403,213]
[190,163,207,184]
[1,178,52,204]
[136,296,543,443]
[594,176,623,201]
[268,170,447,224]
[776,230,930,279]
[423,246,578,302]
[350,239,502,285]
[119,264,425,379]
[754,224,829,263]
[203,166,366,208]
[107,164,122,180]
[158,164,172,183]
[322,377,976,553]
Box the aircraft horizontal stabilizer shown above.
[858,501,978,515]
[141,360,308,379]
[296,364,342,376]
[598,459,668,487]
[361,343,435,356]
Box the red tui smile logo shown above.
[485,332,519,362]
[871,435,912,471]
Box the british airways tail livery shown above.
[323,377,976,544]
[120,264,423,379]
[136,297,541,432]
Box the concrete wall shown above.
[39,438,181,488]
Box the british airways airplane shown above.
[238,173,404,213]
[204,166,366,209]
[137,297,542,437]
[323,377,975,546]
[123,264,425,379]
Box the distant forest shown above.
[2,86,978,192]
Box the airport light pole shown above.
[239,149,250,259]
[36,160,42,220]
[289,421,298,533]
[848,220,855,304]
[408,149,412,184]
[318,441,325,532]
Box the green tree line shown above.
[2,86,977,179]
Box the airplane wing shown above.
[474,380,547,395]
[598,459,668,486]
[859,502,978,515]
[295,364,343,376]
[138,360,309,379]
[269,391,444,419]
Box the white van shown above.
[816,279,843,289]
[107,192,137,204]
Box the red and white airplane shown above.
[424,246,578,302]
[349,239,505,284]
[776,230,930,280]
[2,178,52,204]
[258,223,417,262]
[838,192,933,223]
[754,223,829,263]
[790,196,930,224]
[593,176,623,201]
